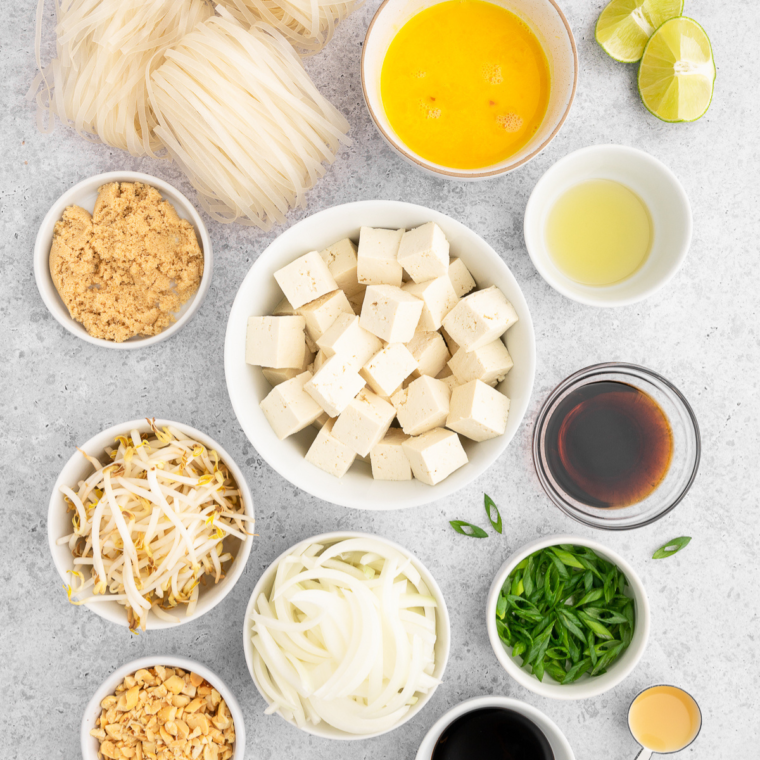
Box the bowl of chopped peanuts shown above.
[81,656,244,760]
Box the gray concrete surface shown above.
[2,1,757,757]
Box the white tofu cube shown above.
[246,316,306,369]
[332,388,396,457]
[260,371,323,440]
[305,418,357,478]
[360,343,417,397]
[312,411,334,431]
[305,331,318,353]
[406,331,451,378]
[297,289,353,341]
[448,257,476,298]
[448,340,514,386]
[311,349,328,374]
[447,380,511,441]
[304,355,366,417]
[348,288,366,315]
[357,227,404,286]
[402,428,468,485]
[371,429,412,481]
[397,222,450,283]
[272,296,297,316]
[262,346,314,386]
[439,374,461,395]
[442,286,519,352]
[317,313,383,372]
[319,238,363,296]
[402,275,459,332]
[274,251,338,309]
[441,326,460,356]
[391,375,451,435]
[360,285,423,343]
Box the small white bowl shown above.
[362,0,578,180]
[415,695,575,759]
[524,144,693,306]
[242,531,451,740]
[224,200,536,510]
[34,171,213,349]
[486,535,650,700]
[48,418,254,630]
[81,655,245,760]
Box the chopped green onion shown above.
[652,536,692,559]
[484,494,502,534]
[449,520,488,538]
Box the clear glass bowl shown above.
[533,363,700,530]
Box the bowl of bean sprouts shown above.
[48,418,254,631]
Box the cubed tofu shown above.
[297,289,353,341]
[402,428,468,486]
[357,227,404,286]
[446,380,511,441]
[406,331,451,378]
[274,251,338,309]
[260,372,323,439]
[439,374,461,395]
[262,346,314,387]
[246,316,306,369]
[371,429,412,481]
[441,326,461,356]
[332,388,396,457]
[305,331,318,353]
[319,238,363,296]
[448,257,476,298]
[348,288,366,316]
[360,285,424,343]
[305,418,357,478]
[360,343,418,397]
[272,296,297,316]
[391,375,451,435]
[442,286,519,352]
[402,275,459,332]
[311,349,328,374]
[312,411,334,431]
[316,313,383,372]
[304,355,366,417]
[397,222,450,283]
[448,340,514,386]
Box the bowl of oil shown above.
[533,363,701,530]
[524,144,692,306]
[362,0,578,179]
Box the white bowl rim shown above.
[523,144,693,307]
[33,170,213,349]
[47,417,254,630]
[415,695,576,759]
[242,530,452,740]
[80,654,245,760]
[485,534,651,700]
[361,0,579,179]
[223,199,537,510]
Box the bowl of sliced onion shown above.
[48,418,254,631]
[242,532,450,739]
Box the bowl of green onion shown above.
[486,535,650,699]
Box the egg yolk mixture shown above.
[380,0,550,170]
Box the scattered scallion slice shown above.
[449,520,488,538]
[652,536,692,559]
[484,494,502,534]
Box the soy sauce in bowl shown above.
[432,707,554,760]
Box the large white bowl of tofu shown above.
[224,200,535,509]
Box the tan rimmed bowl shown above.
[361,0,578,180]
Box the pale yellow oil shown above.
[629,685,701,753]
[545,179,653,287]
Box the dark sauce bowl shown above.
[533,363,700,530]
[416,697,574,760]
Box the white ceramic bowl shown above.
[524,144,693,306]
[34,171,213,349]
[362,0,578,179]
[415,695,575,759]
[81,655,245,760]
[48,418,254,630]
[486,535,650,700]
[224,200,536,509]
[242,531,451,740]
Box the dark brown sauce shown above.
[545,381,673,509]
[432,707,554,760]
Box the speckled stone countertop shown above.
[2,1,757,758]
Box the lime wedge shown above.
[595,0,683,63]
[638,17,715,122]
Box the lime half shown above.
[596,0,683,63]
[638,17,715,122]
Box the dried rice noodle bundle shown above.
[217,0,362,56]
[148,13,350,228]
[29,0,214,155]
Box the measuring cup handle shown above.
[634,749,653,760]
